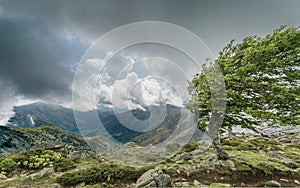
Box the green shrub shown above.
[180,142,199,153]
[55,163,150,186]
[0,158,17,172]
[53,157,76,172]
[7,149,61,170]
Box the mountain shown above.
[7,102,202,146]
[8,102,79,134]
[0,124,94,155]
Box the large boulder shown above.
[136,169,171,187]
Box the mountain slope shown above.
[7,102,201,146]
[0,124,92,155]
[8,102,79,134]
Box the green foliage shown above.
[187,26,300,131]
[221,137,282,151]
[55,163,150,186]
[0,158,17,172]
[53,157,76,172]
[180,142,199,153]
[1,149,61,173]
[16,149,60,170]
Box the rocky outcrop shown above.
[136,169,171,188]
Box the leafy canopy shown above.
[187,26,300,131]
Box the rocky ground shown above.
[0,129,299,187]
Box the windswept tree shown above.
[187,26,300,160]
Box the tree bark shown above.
[210,132,230,160]
[208,111,230,160]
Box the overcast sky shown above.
[0,0,299,124]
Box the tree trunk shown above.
[210,132,230,160]
[208,111,230,160]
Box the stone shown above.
[0,174,7,180]
[136,169,171,188]
[154,171,171,187]
[265,180,281,187]
[181,182,190,187]
[19,173,29,178]
[223,159,235,169]
[175,152,191,161]
[194,180,201,186]
[47,183,62,188]
[283,160,298,169]
[209,183,230,187]
[268,158,276,162]
[68,151,81,161]
[258,162,274,170]
[28,167,54,180]
[192,149,204,156]
[295,180,300,185]
[279,178,289,183]
[194,180,207,187]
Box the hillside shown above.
[0,131,299,187]
[8,102,80,134]
[7,102,201,146]
[0,125,93,155]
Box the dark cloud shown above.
[0,17,74,100]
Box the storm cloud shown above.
[0,18,73,98]
[0,0,300,124]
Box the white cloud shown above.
[73,55,184,112]
[141,57,192,100]
[0,82,40,125]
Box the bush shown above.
[180,142,199,153]
[53,157,76,172]
[55,163,150,186]
[0,158,17,172]
[6,149,61,171]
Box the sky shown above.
[0,0,300,124]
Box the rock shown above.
[258,162,274,170]
[175,152,191,161]
[295,180,300,185]
[28,167,54,180]
[265,180,281,187]
[279,178,289,183]
[209,183,230,187]
[194,180,201,186]
[194,180,207,187]
[268,158,276,162]
[191,149,204,156]
[47,183,62,188]
[223,159,235,169]
[68,151,81,161]
[283,160,298,169]
[175,160,185,164]
[181,182,190,186]
[153,170,171,187]
[136,169,171,187]
[0,174,7,180]
[19,173,29,178]
[214,159,235,171]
